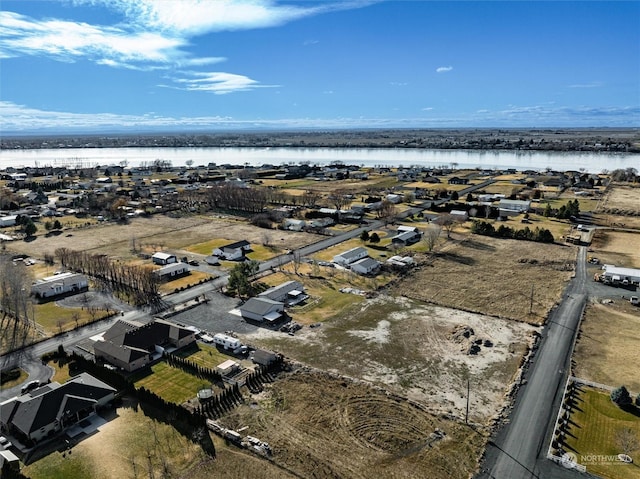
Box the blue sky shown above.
[1,0,639,133]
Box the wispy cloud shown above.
[0,1,370,69]
[421,107,433,111]
[568,81,604,88]
[164,71,279,94]
[390,82,408,86]
[2,101,637,133]
[436,65,453,73]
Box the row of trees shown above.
[471,220,555,243]
[55,247,160,305]
[0,255,35,354]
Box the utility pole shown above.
[529,284,534,314]
[465,378,470,424]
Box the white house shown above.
[350,257,381,276]
[449,210,469,221]
[333,246,368,266]
[31,272,89,299]
[239,297,284,322]
[397,225,420,233]
[152,252,177,265]
[386,194,402,204]
[259,280,307,305]
[154,262,189,281]
[213,240,251,261]
[283,219,306,231]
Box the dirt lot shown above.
[220,370,486,479]
[399,234,577,324]
[589,230,640,268]
[598,184,640,216]
[242,295,536,424]
[573,301,640,391]
[4,214,318,261]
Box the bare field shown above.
[4,214,318,260]
[589,230,640,267]
[599,184,640,215]
[398,235,577,324]
[220,371,486,479]
[242,295,536,423]
[573,302,640,391]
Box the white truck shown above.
[631,296,639,306]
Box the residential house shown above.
[350,257,381,276]
[31,272,89,300]
[213,240,251,261]
[0,216,18,228]
[93,319,196,372]
[239,297,284,323]
[448,176,469,185]
[154,262,189,281]
[0,373,116,444]
[332,247,368,266]
[449,210,470,221]
[283,219,306,231]
[259,280,308,306]
[152,252,177,265]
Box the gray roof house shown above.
[498,199,531,216]
[350,257,381,276]
[154,262,189,281]
[0,373,116,444]
[332,246,368,266]
[391,230,421,247]
[239,297,284,323]
[94,319,195,371]
[258,280,307,305]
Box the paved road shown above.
[477,246,591,479]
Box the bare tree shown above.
[615,426,639,455]
[292,251,302,276]
[434,213,460,239]
[377,200,398,226]
[72,312,80,329]
[423,224,442,252]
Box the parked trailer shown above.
[213,333,241,350]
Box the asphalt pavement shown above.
[477,246,593,479]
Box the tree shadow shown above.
[436,251,476,265]
[460,238,496,251]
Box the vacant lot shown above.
[4,214,318,261]
[589,230,640,268]
[221,371,486,479]
[564,387,640,479]
[573,302,640,392]
[599,184,640,215]
[399,234,576,324]
[242,295,536,423]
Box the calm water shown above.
[0,147,637,173]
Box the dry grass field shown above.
[573,302,640,391]
[220,371,486,479]
[398,234,577,324]
[599,184,640,215]
[589,230,640,268]
[242,294,536,423]
[4,214,318,261]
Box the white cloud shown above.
[165,71,279,94]
[436,66,453,73]
[568,81,604,88]
[421,107,433,111]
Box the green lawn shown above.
[133,361,208,404]
[564,387,640,479]
[34,301,102,334]
[175,343,231,370]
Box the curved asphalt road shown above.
[478,246,593,479]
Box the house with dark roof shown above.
[239,297,284,322]
[0,373,116,444]
[391,230,421,247]
[213,240,251,261]
[258,280,307,305]
[93,319,195,371]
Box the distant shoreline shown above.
[2,128,639,154]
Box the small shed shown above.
[216,359,240,376]
[152,252,177,265]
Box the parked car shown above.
[21,380,40,394]
[0,436,12,450]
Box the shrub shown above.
[611,385,632,406]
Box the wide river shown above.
[0,147,637,173]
